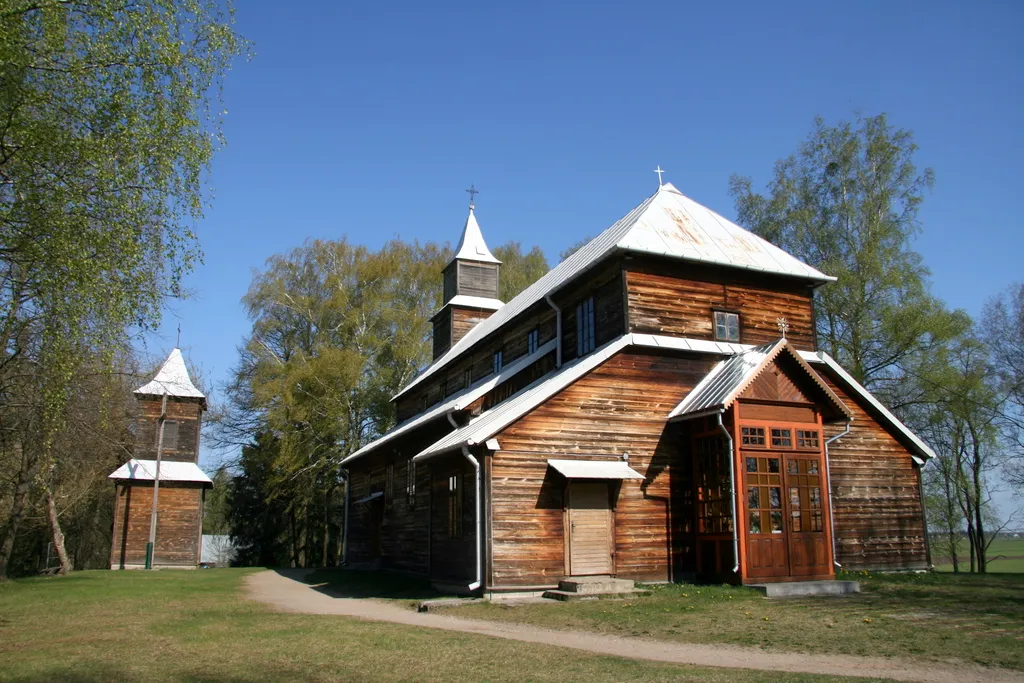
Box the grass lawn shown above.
[444,571,1024,672]
[0,568,890,683]
[933,537,1024,573]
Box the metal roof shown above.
[406,332,932,466]
[800,350,936,463]
[395,183,832,402]
[547,459,644,480]
[108,459,213,484]
[135,348,206,404]
[444,295,504,310]
[452,207,500,264]
[669,339,852,422]
[341,339,557,466]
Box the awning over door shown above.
[353,491,384,504]
[547,459,644,480]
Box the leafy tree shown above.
[493,243,549,302]
[0,0,246,577]
[981,283,1024,490]
[203,467,233,535]
[730,114,968,404]
[559,237,592,263]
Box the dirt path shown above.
[245,570,1022,683]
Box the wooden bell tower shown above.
[431,190,504,359]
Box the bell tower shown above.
[431,188,503,359]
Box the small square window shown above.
[714,311,740,343]
[527,328,539,355]
[741,426,765,447]
[493,350,503,374]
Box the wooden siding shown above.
[457,261,499,299]
[561,263,625,364]
[397,304,558,423]
[432,315,452,360]
[134,398,203,464]
[490,349,717,587]
[625,259,817,351]
[110,482,203,567]
[816,374,929,570]
[429,456,477,582]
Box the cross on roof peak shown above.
[653,166,665,186]
[466,183,479,209]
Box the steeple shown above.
[433,190,504,360]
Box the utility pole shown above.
[145,394,168,569]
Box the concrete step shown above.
[749,580,860,598]
[558,577,636,594]
[542,589,650,602]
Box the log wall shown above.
[133,398,204,464]
[490,349,716,587]
[816,374,929,570]
[110,482,203,568]
[625,259,817,351]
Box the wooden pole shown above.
[146,394,168,569]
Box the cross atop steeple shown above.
[653,165,666,186]
[466,183,479,209]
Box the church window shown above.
[714,311,741,343]
[159,421,178,451]
[493,350,503,374]
[464,368,473,389]
[406,461,417,505]
[527,327,539,355]
[448,474,463,538]
[385,463,395,507]
[577,297,596,356]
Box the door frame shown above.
[734,410,835,583]
[562,479,618,577]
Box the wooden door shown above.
[743,454,789,579]
[785,455,830,577]
[568,482,613,576]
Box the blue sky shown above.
[151,1,1022,485]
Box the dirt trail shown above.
[245,570,1022,683]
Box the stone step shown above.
[542,589,650,602]
[558,577,636,594]
[749,580,860,598]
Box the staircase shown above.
[542,576,648,602]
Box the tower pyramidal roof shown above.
[135,348,206,405]
[452,206,500,264]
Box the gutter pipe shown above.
[461,445,483,592]
[713,410,740,575]
[544,294,562,368]
[825,422,851,569]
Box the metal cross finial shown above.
[466,184,479,209]
[176,324,181,348]
[776,317,789,339]
[653,166,665,186]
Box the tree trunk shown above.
[45,488,71,575]
[971,438,987,573]
[0,442,34,578]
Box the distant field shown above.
[933,537,1024,572]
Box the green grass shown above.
[445,571,1024,671]
[933,536,1024,573]
[0,568,885,683]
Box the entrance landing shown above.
[542,576,647,601]
[748,580,860,598]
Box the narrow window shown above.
[385,463,395,507]
[159,421,178,451]
[527,327,539,355]
[406,460,417,505]
[576,296,596,356]
[493,350,503,374]
[448,474,463,538]
[464,368,473,390]
[714,311,741,343]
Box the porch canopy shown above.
[669,338,852,423]
[108,459,213,485]
[547,459,644,480]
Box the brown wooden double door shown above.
[743,445,832,580]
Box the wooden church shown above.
[108,348,212,569]
[342,181,934,592]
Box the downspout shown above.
[461,445,483,592]
[544,294,562,368]
[714,411,739,575]
[825,422,851,569]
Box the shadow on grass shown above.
[3,666,321,683]
[285,566,445,601]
